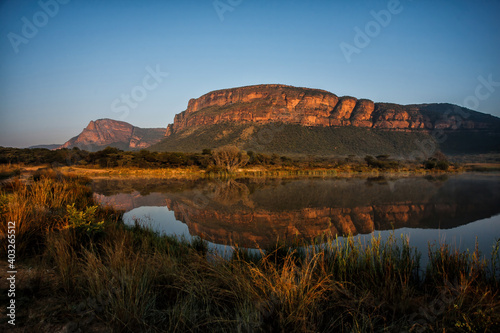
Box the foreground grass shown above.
[1,171,499,332]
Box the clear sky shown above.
[1,0,499,147]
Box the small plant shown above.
[65,203,105,235]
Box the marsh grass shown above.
[0,164,21,180]
[1,171,499,332]
[0,169,97,257]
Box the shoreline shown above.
[62,164,500,180]
[2,162,500,182]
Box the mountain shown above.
[29,144,62,150]
[60,119,165,152]
[151,84,500,156]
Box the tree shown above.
[212,145,249,172]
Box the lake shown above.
[92,173,500,259]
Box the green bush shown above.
[65,204,105,235]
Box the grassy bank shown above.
[26,162,466,180]
[1,145,473,180]
[1,171,499,332]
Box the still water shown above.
[92,174,500,258]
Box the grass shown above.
[0,164,21,180]
[1,171,499,332]
[57,162,462,183]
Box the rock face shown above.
[165,84,500,136]
[60,119,166,152]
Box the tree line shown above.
[0,146,449,171]
[0,146,290,170]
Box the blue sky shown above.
[1,0,500,147]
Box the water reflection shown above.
[93,174,500,250]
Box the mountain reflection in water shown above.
[92,174,500,249]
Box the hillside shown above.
[60,119,166,152]
[152,84,500,157]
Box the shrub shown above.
[212,145,249,172]
[436,160,450,171]
[424,159,437,169]
[65,204,105,235]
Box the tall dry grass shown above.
[0,170,94,256]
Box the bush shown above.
[212,145,249,172]
[436,160,450,171]
[65,204,105,235]
[365,155,400,169]
[424,159,437,170]
[425,158,450,171]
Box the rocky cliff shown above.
[165,84,500,136]
[60,119,166,152]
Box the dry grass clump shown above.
[0,169,96,256]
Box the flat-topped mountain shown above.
[60,119,165,152]
[152,84,500,156]
[165,84,500,135]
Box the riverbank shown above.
[1,170,499,332]
[1,162,479,181]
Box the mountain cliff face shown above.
[154,84,500,156]
[165,84,500,136]
[60,119,165,152]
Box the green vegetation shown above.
[1,171,499,332]
[0,144,470,183]
[150,123,446,157]
[0,146,211,169]
[438,130,500,155]
[150,122,500,157]
[364,155,400,169]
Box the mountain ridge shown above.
[58,84,500,156]
[153,84,500,156]
[59,118,165,152]
[164,84,500,138]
